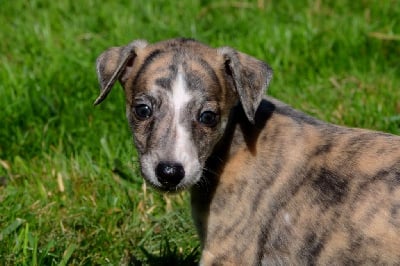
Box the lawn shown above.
[0,0,399,264]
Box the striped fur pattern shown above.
[95,38,400,265]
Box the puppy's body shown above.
[95,38,400,265]
[193,98,400,265]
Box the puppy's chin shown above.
[147,182,187,193]
[143,180,188,193]
[142,172,203,193]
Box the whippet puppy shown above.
[95,38,400,265]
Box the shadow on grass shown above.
[129,239,200,266]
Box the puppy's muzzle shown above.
[155,161,185,188]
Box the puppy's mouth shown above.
[148,181,190,193]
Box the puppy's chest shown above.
[197,168,301,264]
[196,154,352,264]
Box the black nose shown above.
[155,162,185,187]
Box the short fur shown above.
[95,38,400,265]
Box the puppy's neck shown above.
[190,99,275,243]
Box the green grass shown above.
[0,0,399,264]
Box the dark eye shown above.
[134,104,152,120]
[199,111,219,127]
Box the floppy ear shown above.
[218,47,273,123]
[94,40,148,105]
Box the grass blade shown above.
[59,243,77,266]
[0,218,25,241]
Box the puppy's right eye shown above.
[134,104,153,120]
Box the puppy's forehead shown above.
[147,38,219,59]
[128,40,223,96]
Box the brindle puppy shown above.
[95,38,400,265]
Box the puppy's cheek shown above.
[132,134,146,153]
[206,125,227,154]
[130,122,154,153]
[197,137,221,163]
[195,119,226,153]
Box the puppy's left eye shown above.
[199,111,219,127]
[134,104,153,120]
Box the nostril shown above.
[155,162,185,187]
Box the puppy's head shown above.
[95,38,272,192]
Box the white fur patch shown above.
[284,212,291,225]
[172,71,192,114]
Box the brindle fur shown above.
[95,38,400,265]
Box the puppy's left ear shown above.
[218,47,273,123]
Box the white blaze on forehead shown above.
[172,71,192,112]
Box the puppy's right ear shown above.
[94,40,148,105]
